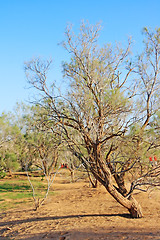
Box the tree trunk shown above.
[114,174,128,196]
[93,168,143,218]
[8,168,12,177]
[68,166,75,183]
[105,182,143,218]
[91,145,143,218]
[70,169,74,182]
[128,195,143,218]
[87,171,98,188]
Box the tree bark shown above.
[112,173,128,196]
[94,155,143,218]
[104,181,143,218]
[128,195,143,218]
[87,171,98,188]
[70,169,74,182]
[8,168,12,177]
[92,162,143,218]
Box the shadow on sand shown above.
[0,229,160,240]
[0,212,131,227]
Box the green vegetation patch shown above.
[0,178,55,211]
[0,182,30,192]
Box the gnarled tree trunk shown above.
[104,180,143,218]
[128,195,143,218]
[92,161,143,218]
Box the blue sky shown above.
[0,0,160,113]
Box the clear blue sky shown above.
[0,0,160,113]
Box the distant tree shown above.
[12,103,62,174]
[11,103,63,210]
[0,112,18,147]
[24,22,160,218]
[0,112,20,174]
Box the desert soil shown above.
[0,170,160,240]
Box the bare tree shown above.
[24,23,160,218]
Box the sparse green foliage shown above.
[24,23,160,218]
[0,23,160,218]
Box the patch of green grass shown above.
[0,183,31,192]
[0,177,55,212]
[0,178,46,191]
[0,192,33,200]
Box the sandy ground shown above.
[0,171,160,240]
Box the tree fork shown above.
[92,167,143,218]
[104,181,143,218]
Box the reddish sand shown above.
[0,171,160,239]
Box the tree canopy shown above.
[1,22,160,218]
